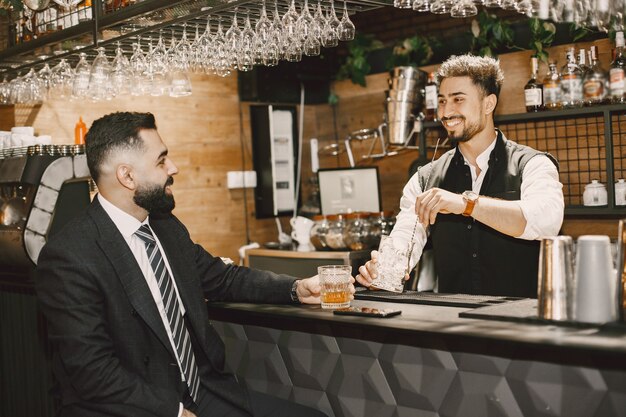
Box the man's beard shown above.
[134,176,175,215]
[442,116,484,143]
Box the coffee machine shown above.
[0,144,91,275]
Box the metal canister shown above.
[537,236,575,321]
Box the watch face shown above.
[463,191,478,201]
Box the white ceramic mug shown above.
[290,216,315,252]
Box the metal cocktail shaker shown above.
[537,236,575,321]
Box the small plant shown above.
[335,33,383,87]
[470,10,515,58]
[528,18,556,64]
[569,22,594,42]
[386,35,434,70]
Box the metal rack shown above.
[419,104,626,218]
[0,0,393,76]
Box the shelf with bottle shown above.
[523,31,625,114]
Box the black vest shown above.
[417,131,558,297]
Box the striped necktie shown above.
[135,223,200,403]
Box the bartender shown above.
[357,54,564,297]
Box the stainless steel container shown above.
[537,236,575,321]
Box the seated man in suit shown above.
[36,112,345,417]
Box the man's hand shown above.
[356,250,379,288]
[297,275,356,304]
[182,409,197,417]
[356,250,410,288]
[415,187,466,227]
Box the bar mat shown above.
[354,288,524,309]
[459,299,626,330]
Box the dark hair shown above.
[85,112,157,182]
[437,54,504,98]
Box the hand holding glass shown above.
[318,265,352,309]
[370,235,409,293]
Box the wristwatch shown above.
[461,191,479,217]
[290,280,301,303]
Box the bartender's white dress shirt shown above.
[98,194,187,416]
[390,133,564,290]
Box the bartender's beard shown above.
[442,115,485,143]
[134,176,175,215]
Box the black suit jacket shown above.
[35,198,296,417]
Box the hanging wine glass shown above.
[395,0,413,7]
[37,63,53,100]
[89,47,112,101]
[214,18,232,77]
[238,11,255,71]
[146,36,169,97]
[190,24,204,73]
[129,39,149,96]
[413,0,432,12]
[338,2,356,41]
[282,0,301,54]
[450,0,478,17]
[321,5,340,47]
[50,58,73,99]
[272,2,287,59]
[173,23,193,72]
[72,52,91,100]
[573,0,590,26]
[225,11,242,70]
[296,0,313,45]
[430,0,454,14]
[500,0,518,10]
[111,42,131,97]
[593,0,611,31]
[0,76,10,105]
[310,1,326,41]
[22,68,43,104]
[483,0,502,7]
[254,3,272,65]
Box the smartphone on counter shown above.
[333,307,402,318]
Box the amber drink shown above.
[318,265,351,309]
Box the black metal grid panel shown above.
[613,112,626,182]
[498,115,608,207]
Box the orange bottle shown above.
[75,116,87,145]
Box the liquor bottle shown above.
[524,56,543,112]
[578,48,590,76]
[424,72,438,121]
[610,31,626,104]
[543,62,562,110]
[583,45,608,106]
[560,47,583,108]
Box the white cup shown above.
[575,235,618,323]
[290,216,315,252]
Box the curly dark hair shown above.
[437,54,504,98]
[85,112,157,182]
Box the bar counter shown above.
[207,298,626,417]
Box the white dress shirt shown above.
[390,133,564,290]
[98,195,187,416]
